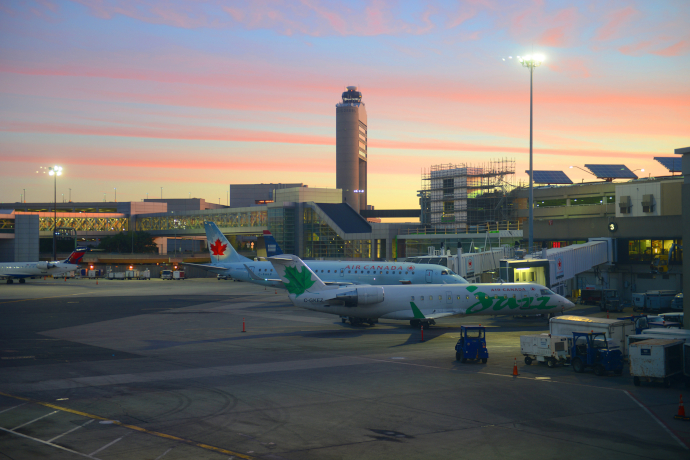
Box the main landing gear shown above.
[19,278,25,284]
[6,279,13,284]
[341,316,378,326]
[410,319,435,329]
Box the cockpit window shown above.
[441,271,448,275]
[540,289,555,296]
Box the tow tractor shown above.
[570,331,623,376]
[455,326,488,363]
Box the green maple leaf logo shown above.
[283,265,315,297]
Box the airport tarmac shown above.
[1,278,689,459]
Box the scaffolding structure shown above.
[419,159,516,230]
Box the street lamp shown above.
[48,165,62,261]
[114,187,117,202]
[518,54,544,255]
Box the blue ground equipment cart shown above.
[455,326,488,363]
[571,331,623,376]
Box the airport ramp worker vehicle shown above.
[570,331,623,376]
[550,315,634,356]
[629,339,683,387]
[455,326,488,363]
[520,334,571,367]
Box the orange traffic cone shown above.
[512,358,519,376]
[679,395,686,417]
[275,290,277,294]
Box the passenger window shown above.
[386,271,389,274]
[421,296,424,301]
[328,270,330,273]
[405,271,408,275]
[466,296,469,300]
[457,296,460,300]
[438,295,442,300]
[447,295,451,300]
[411,296,415,301]
[348,270,351,273]
[412,271,415,275]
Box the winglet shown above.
[268,254,337,296]
[410,302,426,319]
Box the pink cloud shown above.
[653,39,690,57]
[595,6,638,41]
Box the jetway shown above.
[543,238,612,285]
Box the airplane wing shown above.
[181,263,228,274]
[244,264,282,283]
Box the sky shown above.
[1,0,688,210]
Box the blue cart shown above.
[455,326,488,363]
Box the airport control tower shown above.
[336,86,367,212]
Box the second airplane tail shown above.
[204,221,250,264]
[263,230,283,257]
[63,247,88,264]
[268,254,337,296]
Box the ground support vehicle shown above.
[520,334,571,367]
[107,272,125,280]
[125,270,140,280]
[173,270,185,280]
[629,339,683,387]
[161,270,173,280]
[455,326,488,363]
[672,293,683,311]
[632,290,677,313]
[550,315,633,356]
[570,331,623,376]
[580,288,619,311]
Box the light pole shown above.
[160,187,163,199]
[48,165,62,261]
[23,188,25,203]
[114,187,117,202]
[69,188,71,202]
[518,54,544,255]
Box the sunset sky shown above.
[1,0,688,210]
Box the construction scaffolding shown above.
[419,159,516,231]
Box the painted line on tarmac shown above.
[0,292,87,305]
[0,425,101,459]
[624,390,689,450]
[0,391,258,460]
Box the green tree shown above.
[98,231,159,253]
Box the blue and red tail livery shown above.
[263,230,283,257]
[64,247,88,264]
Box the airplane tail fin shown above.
[268,254,337,296]
[204,221,250,264]
[263,230,283,257]
[63,247,88,264]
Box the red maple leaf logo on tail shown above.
[210,239,227,256]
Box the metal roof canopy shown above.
[584,164,638,181]
[654,157,682,173]
[527,170,573,184]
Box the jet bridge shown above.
[500,239,612,295]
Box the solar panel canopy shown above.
[654,157,682,173]
[527,170,573,184]
[584,164,637,179]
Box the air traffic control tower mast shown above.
[336,86,367,212]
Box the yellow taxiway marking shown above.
[0,391,256,460]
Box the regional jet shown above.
[0,248,88,284]
[268,254,575,327]
[186,221,468,288]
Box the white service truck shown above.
[520,334,572,367]
[549,315,635,356]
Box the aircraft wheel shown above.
[524,356,532,365]
[481,358,487,364]
[422,322,430,330]
[19,278,26,284]
[7,279,13,284]
[572,358,584,373]
[410,320,420,328]
[460,355,467,363]
[593,364,606,376]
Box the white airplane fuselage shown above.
[218,261,467,286]
[0,261,79,280]
[290,282,573,321]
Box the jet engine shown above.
[36,262,54,270]
[335,286,384,306]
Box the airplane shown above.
[0,247,88,284]
[186,221,468,287]
[267,254,576,327]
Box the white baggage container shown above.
[549,315,634,356]
[629,339,683,387]
[520,334,571,367]
[125,270,140,280]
